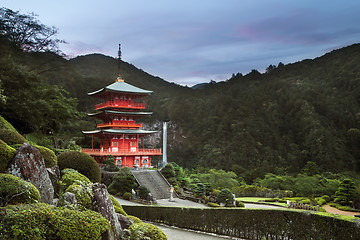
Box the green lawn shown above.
[236,197,288,207]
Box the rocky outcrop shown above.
[47,165,60,198]
[117,213,132,229]
[7,143,54,204]
[62,192,77,205]
[92,183,122,239]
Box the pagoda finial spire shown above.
[116,44,124,82]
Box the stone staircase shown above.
[131,170,172,200]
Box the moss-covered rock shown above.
[65,183,93,210]
[0,139,16,173]
[0,203,110,240]
[129,222,167,240]
[58,151,101,183]
[127,215,142,224]
[0,129,26,145]
[0,115,17,132]
[34,145,57,168]
[59,168,91,195]
[0,173,40,206]
[109,195,128,216]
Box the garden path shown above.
[322,204,359,216]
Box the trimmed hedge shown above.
[58,151,101,183]
[0,139,16,173]
[123,205,360,240]
[0,129,26,145]
[0,173,40,206]
[35,145,57,168]
[0,203,110,240]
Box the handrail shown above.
[82,148,162,156]
[95,101,146,110]
[97,122,142,128]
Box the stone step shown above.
[132,170,172,200]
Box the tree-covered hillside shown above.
[1,7,360,180]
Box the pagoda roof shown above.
[88,79,152,96]
[88,110,153,117]
[82,129,157,135]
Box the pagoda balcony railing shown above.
[97,122,142,128]
[81,148,162,156]
[94,101,146,110]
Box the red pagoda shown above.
[81,75,161,168]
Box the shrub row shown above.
[0,203,110,240]
[123,205,360,240]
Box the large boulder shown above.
[6,143,54,204]
[92,183,122,239]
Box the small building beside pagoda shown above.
[81,77,162,168]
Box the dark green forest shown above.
[1,7,360,183]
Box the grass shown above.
[236,197,288,207]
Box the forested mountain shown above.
[1,11,360,180]
[36,43,360,179]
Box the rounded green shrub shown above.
[58,151,101,183]
[236,200,245,207]
[0,203,110,240]
[208,202,221,208]
[138,185,150,200]
[35,145,57,168]
[59,168,91,195]
[0,139,16,173]
[216,188,234,205]
[0,129,26,145]
[65,184,93,210]
[0,173,40,206]
[109,195,127,216]
[128,215,142,224]
[129,222,167,240]
[0,115,17,132]
[322,195,331,202]
[123,192,132,200]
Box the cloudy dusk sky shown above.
[2,0,360,86]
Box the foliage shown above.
[64,183,93,210]
[301,161,320,176]
[258,173,340,197]
[195,169,239,190]
[124,205,360,240]
[129,222,167,240]
[235,200,245,207]
[216,188,234,205]
[0,139,16,172]
[57,151,101,183]
[0,203,110,240]
[207,202,221,208]
[0,173,40,206]
[108,167,136,196]
[0,7,64,53]
[123,192,132,200]
[34,145,57,168]
[109,195,127,216]
[59,168,91,195]
[161,163,176,179]
[334,178,357,206]
[138,186,150,200]
[103,155,119,172]
[0,129,26,145]
[0,115,17,132]
[127,215,142,224]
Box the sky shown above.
[2,0,360,86]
